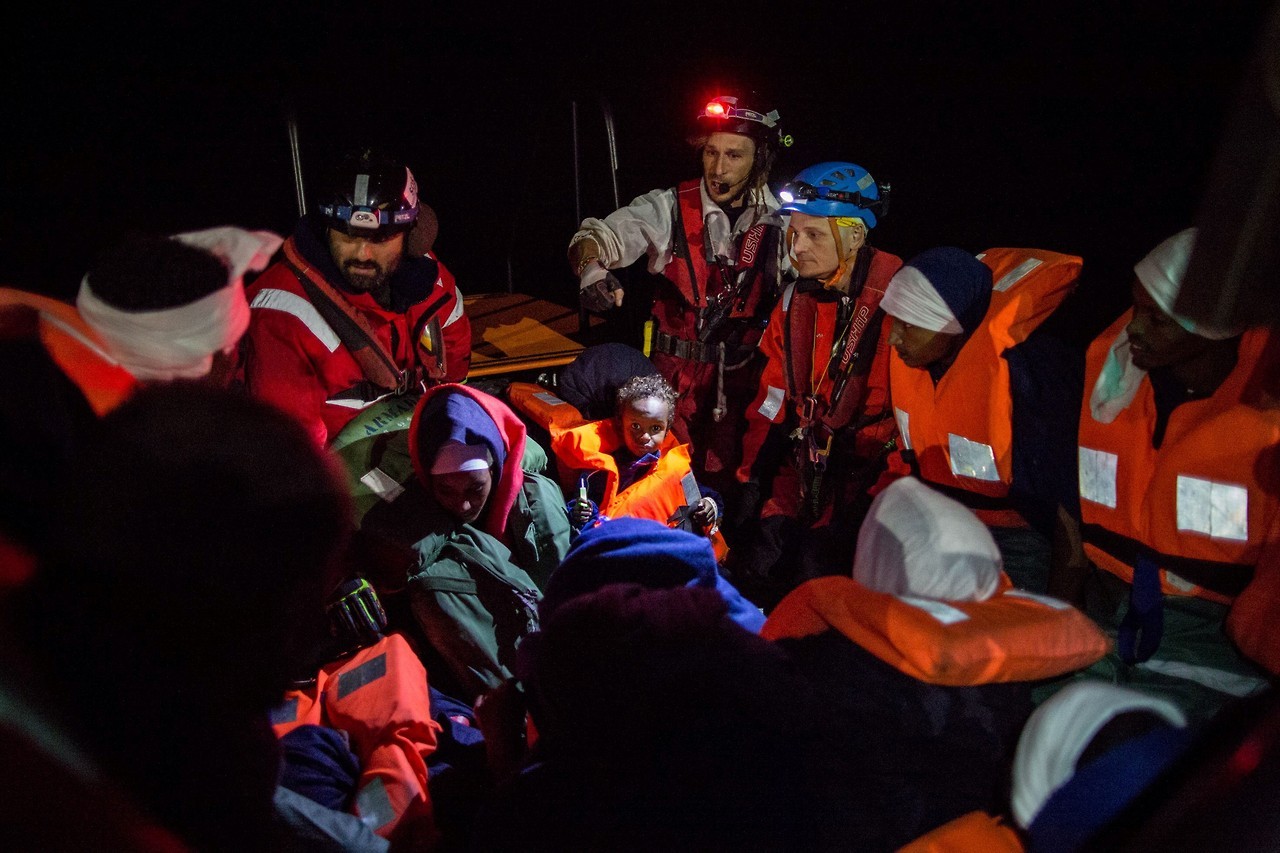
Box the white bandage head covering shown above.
[77,226,283,381]
[430,440,493,475]
[1134,227,1244,341]
[880,265,963,334]
[852,476,1002,602]
[1010,681,1187,829]
[1089,227,1248,422]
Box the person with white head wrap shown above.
[1089,227,1248,423]
[853,475,1003,602]
[77,227,282,382]
[0,226,279,557]
[880,243,1085,595]
[1064,226,1279,725]
[761,474,1046,850]
[1011,680,1193,851]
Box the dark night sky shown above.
[5,1,1272,333]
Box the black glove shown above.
[326,577,388,655]
[579,271,624,312]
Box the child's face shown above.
[620,396,670,457]
[431,468,493,524]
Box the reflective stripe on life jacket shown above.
[762,575,1109,686]
[1078,314,1280,604]
[0,288,136,416]
[271,633,439,840]
[889,247,1080,502]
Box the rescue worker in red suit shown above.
[242,148,471,446]
[879,245,1083,593]
[551,373,725,555]
[1055,227,1280,722]
[567,93,791,496]
[731,161,902,609]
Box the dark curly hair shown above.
[616,373,677,427]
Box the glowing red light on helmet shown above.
[704,101,726,117]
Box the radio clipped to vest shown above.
[414,313,448,381]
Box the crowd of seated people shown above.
[2,126,1278,852]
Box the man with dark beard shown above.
[242,148,471,446]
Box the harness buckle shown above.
[800,395,817,425]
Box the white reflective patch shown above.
[758,385,786,421]
[1176,475,1249,541]
[680,472,702,506]
[356,776,397,831]
[250,289,341,353]
[533,392,566,406]
[360,467,405,503]
[1163,571,1198,593]
[444,288,465,325]
[993,257,1044,292]
[1079,446,1118,508]
[326,389,396,410]
[1139,659,1269,697]
[1004,589,1071,610]
[947,433,1000,481]
[899,596,970,625]
[975,252,987,260]
[894,407,912,451]
[857,173,875,191]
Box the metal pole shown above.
[287,115,307,219]
[601,97,620,209]
[572,101,588,332]
[571,100,582,226]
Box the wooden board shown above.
[464,292,601,378]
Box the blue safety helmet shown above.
[317,149,420,238]
[777,161,889,229]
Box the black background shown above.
[5,1,1271,333]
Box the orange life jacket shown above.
[888,248,1080,524]
[0,288,136,416]
[761,575,1109,686]
[551,418,729,560]
[505,381,588,434]
[897,810,1024,853]
[1078,315,1280,605]
[271,633,440,841]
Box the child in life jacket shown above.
[551,374,724,548]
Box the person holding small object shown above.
[553,374,725,558]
